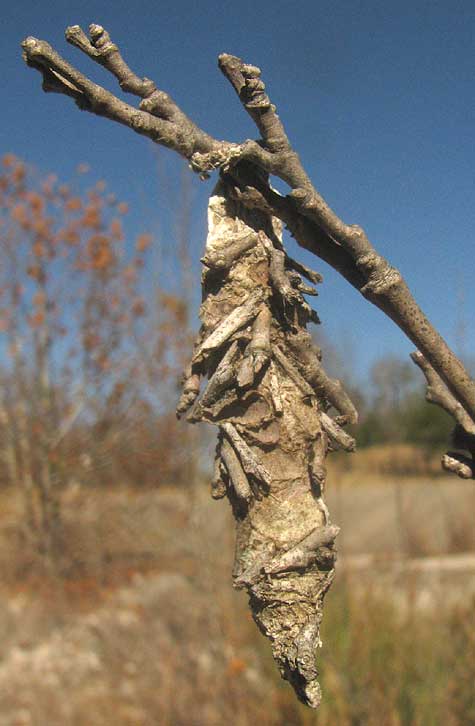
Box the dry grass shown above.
[0,481,474,725]
[327,443,445,485]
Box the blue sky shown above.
[2,0,475,381]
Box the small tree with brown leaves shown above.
[0,153,191,569]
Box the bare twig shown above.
[442,453,474,479]
[210,451,228,499]
[411,351,475,434]
[263,524,340,575]
[22,30,231,163]
[176,371,201,418]
[201,232,258,269]
[218,54,475,425]
[220,438,252,502]
[320,413,356,452]
[221,422,271,488]
[192,290,264,364]
[190,342,238,414]
[272,345,315,399]
[287,331,358,424]
[22,29,475,425]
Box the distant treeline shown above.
[317,339,461,450]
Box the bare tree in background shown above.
[0,155,191,569]
[21,26,475,707]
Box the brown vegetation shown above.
[2,152,473,719]
[327,443,446,482]
[0,482,474,726]
[0,154,194,569]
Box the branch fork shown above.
[21,24,475,441]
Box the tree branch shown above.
[217,54,475,427]
[21,25,475,458]
[411,352,475,434]
[441,453,475,479]
[22,30,231,163]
